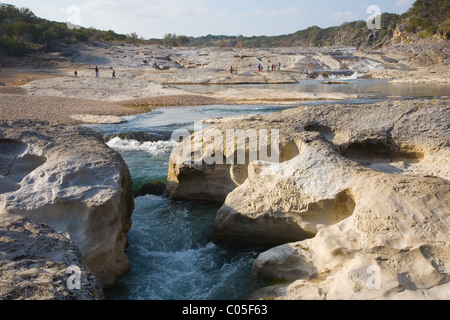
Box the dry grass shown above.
[0,68,65,86]
[120,94,228,108]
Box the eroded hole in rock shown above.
[340,141,424,162]
[230,164,248,186]
[339,141,425,174]
[341,141,423,162]
[228,140,300,188]
[0,139,28,155]
[0,139,47,194]
[8,154,47,183]
[280,141,300,162]
[304,189,356,233]
[0,139,28,176]
[304,124,335,143]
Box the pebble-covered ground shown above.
[0,91,227,124]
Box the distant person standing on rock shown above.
[95,66,99,78]
[74,70,78,78]
[230,66,233,74]
[112,69,116,79]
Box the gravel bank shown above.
[0,93,229,124]
[0,86,27,95]
[0,93,141,124]
[120,94,228,107]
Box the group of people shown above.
[73,65,116,79]
[258,63,281,72]
[229,66,238,74]
[229,63,282,74]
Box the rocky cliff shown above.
[0,120,134,288]
[168,99,449,299]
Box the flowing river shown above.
[84,80,449,300]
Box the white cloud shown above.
[395,0,414,7]
[331,11,358,21]
[61,0,211,36]
[252,6,303,17]
[192,7,209,16]
[252,8,264,16]
[280,6,303,15]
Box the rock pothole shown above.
[280,140,301,162]
[304,124,350,146]
[339,140,424,163]
[338,140,425,174]
[304,124,335,143]
[0,139,47,194]
[303,124,429,176]
[301,189,356,234]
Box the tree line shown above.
[1,0,448,57]
[0,3,155,56]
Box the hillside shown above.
[187,13,400,48]
[0,0,448,57]
[0,3,152,56]
[188,0,449,48]
[394,0,450,39]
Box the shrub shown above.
[0,37,26,56]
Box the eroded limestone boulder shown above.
[168,99,450,299]
[0,120,134,288]
[251,184,450,300]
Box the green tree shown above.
[0,36,26,56]
[176,35,190,46]
[163,33,177,46]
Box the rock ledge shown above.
[0,120,134,288]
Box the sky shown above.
[3,0,415,39]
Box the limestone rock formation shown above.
[0,120,134,288]
[168,99,450,299]
[0,215,103,300]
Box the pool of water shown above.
[174,79,450,99]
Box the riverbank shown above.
[0,91,228,124]
[1,40,448,125]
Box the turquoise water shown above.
[87,104,305,300]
